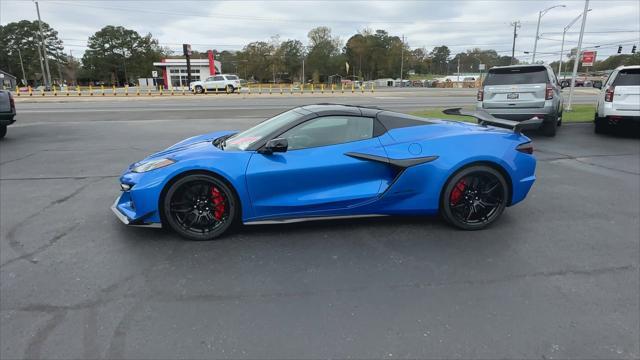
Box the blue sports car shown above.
[112,104,541,240]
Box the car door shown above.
[245,115,395,220]
[202,76,215,90]
[212,75,225,90]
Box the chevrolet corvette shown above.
[112,104,541,240]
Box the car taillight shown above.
[604,86,614,102]
[545,84,553,100]
[9,93,15,111]
[477,89,484,101]
[516,142,534,154]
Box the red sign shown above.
[581,51,597,67]
[208,50,216,76]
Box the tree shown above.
[277,39,304,81]
[237,41,275,82]
[430,46,451,75]
[306,26,342,81]
[81,26,166,84]
[0,20,65,85]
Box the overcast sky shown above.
[1,0,638,63]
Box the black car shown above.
[0,90,16,138]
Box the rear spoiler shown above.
[443,108,543,134]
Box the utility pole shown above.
[533,4,566,63]
[559,9,591,77]
[17,48,27,85]
[35,1,52,88]
[36,44,46,87]
[400,35,405,86]
[456,56,460,82]
[567,0,589,111]
[510,21,521,65]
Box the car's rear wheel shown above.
[541,114,558,137]
[225,85,234,93]
[441,165,508,230]
[594,113,608,134]
[0,125,6,139]
[163,174,237,240]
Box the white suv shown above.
[190,74,241,94]
[594,65,640,134]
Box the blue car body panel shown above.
[113,107,537,226]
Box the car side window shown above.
[205,77,215,82]
[279,116,374,150]
[213,76,225,81]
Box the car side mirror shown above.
[262,138,288,154]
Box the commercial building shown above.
[153,50,222,88]
[0,69,17,89]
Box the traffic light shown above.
[617,46,622,54]
[633,45,637,54]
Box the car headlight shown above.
[131,158,176,173]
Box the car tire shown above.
[594,113,608,134]
[0,125,6,139]
[541,115,557,137]
[441,165,509,231]
[162,174,238,241]
[195,85,204,94]
[225,85,234,93]
[557,110,563,126]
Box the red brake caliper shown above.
[450,179,467,205]
[211,186,226,221]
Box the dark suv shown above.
[0,90,16,138]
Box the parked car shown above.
[112,104,540,240]
[189,74,241,93]
[477,64,563,136]
[594,65,640,134]
[0,90,16,138]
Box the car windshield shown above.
[484,67,548,85]
[613,69,640,86]
[222,109,302,151]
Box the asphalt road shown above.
[1,96,638,359]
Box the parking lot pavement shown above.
[1,103,638,359]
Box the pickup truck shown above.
[0,90,16,138]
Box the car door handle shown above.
[345,152,438,168]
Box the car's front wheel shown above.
[163,174,237,240]
[441,165,508,230]
[541,114,558,137]
[0,125,6,139]
[194,85,204,94]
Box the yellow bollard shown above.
[112,85,116,96]
[371,82,375,93]
[66,85,70,96]
[331,84,334,94]
[136,86,140,96]
[147,87,151,96]
[321,84,324,94]
[125,85,129,96]
[311,84,314,94]
[28,86,33,96]
[301,83,304,95]
[280,84,283,95]
[290,84,293,94]
[341,83,344,94]
[269,83,272,95]
[247,85,251,95]
[89,85,93,96]
[171,86,174,96]
[101,85,105,96]
[53,85,58,96]
[159,85,163,96]
[77,85,81,96]
[41,87,45,96]
[258,84,262,95]
[351,82,355,93]
[181,85,185,96]
[16,86,20,96]
[361,82,365,93]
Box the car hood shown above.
[130,130,238,169]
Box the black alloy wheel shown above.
[163,174,237,240]
[441,165,508,230]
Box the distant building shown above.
[0,69,17,89]
[153,50,222,88]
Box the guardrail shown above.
[6,82,376,97]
